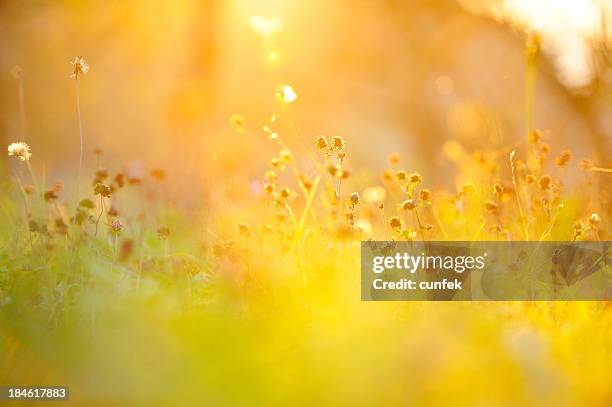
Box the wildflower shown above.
[230,114,245,133]
[396,170,407,182]
[70,56,89,79]
[276,84,297,103]
[330,136,345,151]
[95,169,108,181]
[574,220,584,239]
[382,169,394,182]
[314,136,328,151]
[461,182,476,195]
[114,173,125,188]
[389,153,400,166]
[7,142,31,161]
[494,183,504,196]
[419,189,432,202]
[299,175,312,191]
[150,169,166,181]
[327,163,343,178]
[485,200,498,214]
[157,226,170,239]
[109,220,123,234]
[279,187,292,199]
[524,174,536,185]
[388,216,403,231]
[555,149,572,168]
[349,192,360,206]
[539,175,552,190]
[279,149,292,163]
[94,183,112,198]
[399,199,416,211]
[270,157,282,170]
[238,223,250,237]
[363,186,386,204]
[44,190,59,201]
[263,182,274,194]
[265,170,277,182]
[588,213,600,227]
[528,129,542,144]
[338,152,346,161]
[409,173,422,184]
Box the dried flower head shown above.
[555,149,572,168]
[388,216,403,231]
[330,136,345,151]
[382,169,394,183]
[528,129,542,144]
[8,142,31,161]
[539,175,552,190]
[396,170,407,182]
[279,149,292,163]
[574,220,584,239]
[279,187,292,199]
[157,226,170,239]
[70,56,89,79]
[349,192,360,206]
[409,173,422,184]
[524,174,536,185]
[419,189,432,202]
[94,183,112,198]
[399,199,416,211]
[238,223,250,237]
[485,200,498,214]
[150,169,166,181]
[314,136,328,151]
[388,153,400,166]
[263,182,275,194]
[494,183,504,196]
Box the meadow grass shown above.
[0,57,610,406]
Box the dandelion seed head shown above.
[70,56,89,78]
[7,142,31,161]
